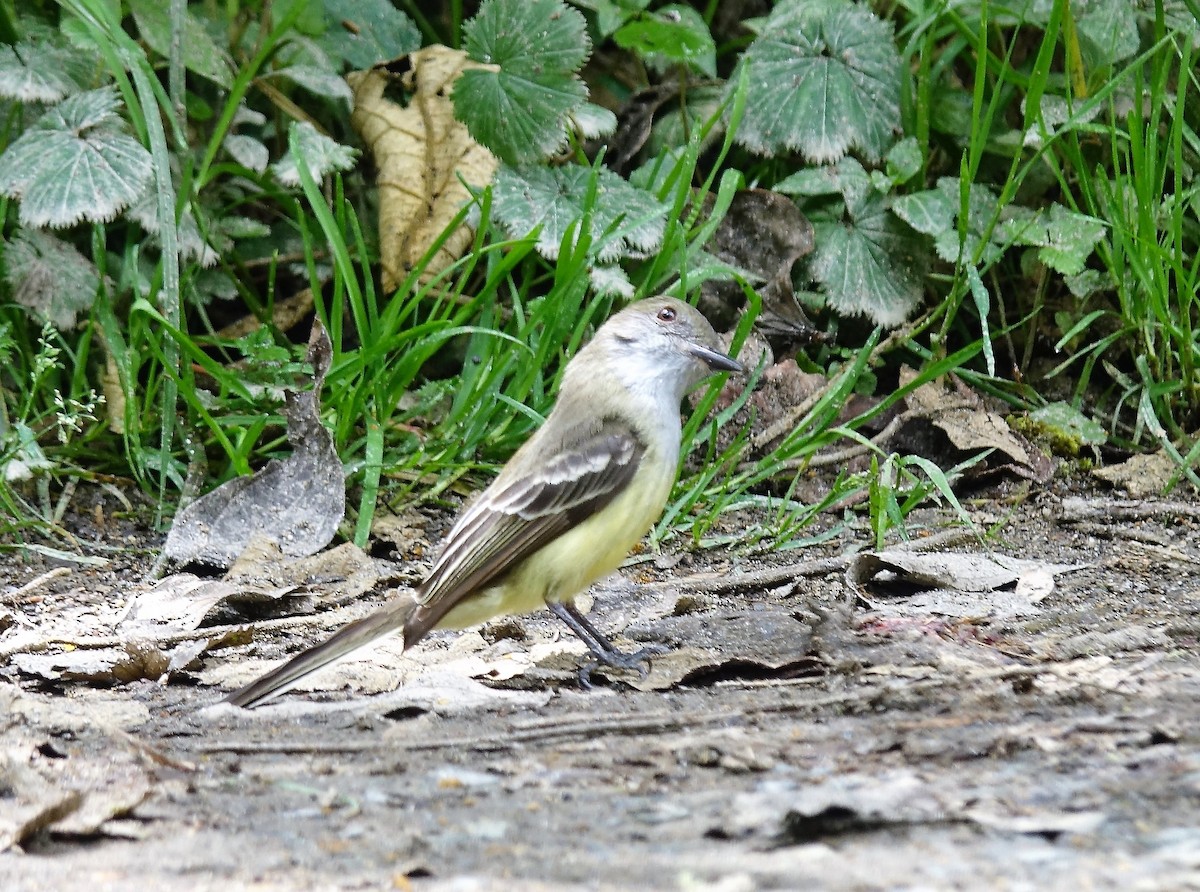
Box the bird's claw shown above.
[577,643,669,689]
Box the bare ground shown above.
[2,481,1200,891]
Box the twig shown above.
[1122,537,1200,567]
[749,317,923,455]
[644,528,977,596]
[1059,496,1200,524]
[216,288,316,340]
[802,413,906,470]
[7,567,71,600]
[646,555,850,594]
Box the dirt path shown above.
[3,487,1199,890]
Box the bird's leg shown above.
[546,601,668,689]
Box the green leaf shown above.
[1075,0,1139,68]
[1065,268,1107,298]
[966,264,994,377]
[807,189,924,326]
[492,163,666,263]
[0,39,81,103]
[270,121,358,186]
[220,216,272,240]
[775,167,844,198]
[869,137,923,192]
[883,136,922,185]
[776,157,872,204]
[0,87,153,228]
[575,0,652,37]
[3,229,100,330]
[2,422,54,482]
[126,195,219,267]
[1030,402,1107,446]
[273,64,353,103]
[128,0,234,89]
[223,133,269,173]
[188,268,239,305]
[272,0,326,36]
[928,89,974,140]
[571,103,618,139]
[614,5,716,77]
[589,264,635,297]
[891,187,954,237]
[645,83,725,158]
[455,0,590,165]
[897,178,1105,277]
[1009,204,1108,277]
[320,0,421,68]
[895,177,1005,264]
[733,0,902,162]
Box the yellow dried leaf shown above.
[349,46,499,292]
[101,349,125,435]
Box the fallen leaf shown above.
[120,573,298,632]
[849,551,1087,618]
[225,540,383,609]
[699,188,818,345]
[0,753,82,852]
[1092,449,1178,497]
[161,322,344,570]
[39,746,151,837]
[892,368,1052,482]
[12,641,170,685]
[721,769,946,844]
[349,47,499,291]
[717,768,1106,847]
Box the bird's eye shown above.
[656,306,677,323]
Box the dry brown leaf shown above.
[225,539,383,608]
[1092,449,1177,497]
[349,47,499,291]
[0,753,82,851]
[12,641,171,685]
[902,369,1028,464]
[894,367,1052,481]
[100,349,125,435]
[699,188,817,343]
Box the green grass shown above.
[1,0,1198,552]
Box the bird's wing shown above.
[405,421,644,643]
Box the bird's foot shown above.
[578,642,669,689]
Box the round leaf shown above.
[455,0,591,165]
[733,0,902,163]
[0,88,152,228]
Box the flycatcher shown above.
[226,296,742,708]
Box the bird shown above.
[225,296,743,707]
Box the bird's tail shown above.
[224,596,417,709]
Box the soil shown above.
[2,479,1199,891]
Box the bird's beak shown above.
[688,343,744,374]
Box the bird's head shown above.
[594,296,744,403]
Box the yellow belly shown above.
[436,457,675,630]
